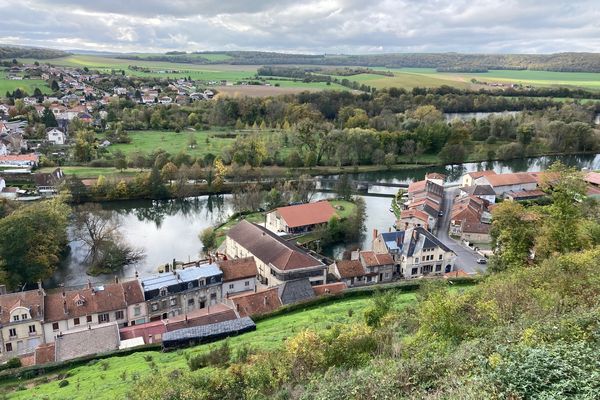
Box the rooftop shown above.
[272,201,336,228]
[483,172,537,187]
[141,264,222,292]
[217,257,257,282]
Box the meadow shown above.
[0,70,50,95]
[5,290,419,399]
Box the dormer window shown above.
[12,315,19,322]
[187,282,193,290]
[159,287,167,297]
[21,314,27,320]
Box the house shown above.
[459,184,496,204]
[372,227,456,278]
[398,179,444,231]
[227,287,282,317]
[225,220,327,287]
[54,323,120,362]
[141,264,223,321]
[450,195,492,243]
[43,280,146,343]
[217,257,257,297]
[357,250,395,283]
[397,208,434,231]
[475,172,537,197]
[34,168,65,196]
[425,172,446,186]
[0,286,46,361]
[461,170,497,187]
[0,154,39,168]
[158,96,172,104]
[330,250,394,287]
[265,201,336,234]
[46,127,66,145]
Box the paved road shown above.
[435,187,487,275]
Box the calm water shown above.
[51,153,600,287]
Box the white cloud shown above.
[1,0,599,53]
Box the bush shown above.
[188,342,231,371]
[0,358,21,371]
[58,379,69,388]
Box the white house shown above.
[46,127,66,145]
[217,257,257,297]
[461,170,497,187]
[475,172,538,197]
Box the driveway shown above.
[436,187,487,275]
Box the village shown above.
[2,165,600,368]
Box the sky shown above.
[1,0,599,54]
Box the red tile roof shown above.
[335,259,366,278]
[584,171,600,186]
[217,257,257,282]
[359,251,394,267]
[483,172,537,187]
[274,201,336,228]
[0,290,44,325]
[399,208,430,223]
[229,288,282,317]
[313,282,346,296]
[0,154,39,162]
[466,170,496,179]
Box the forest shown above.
[117,51,600,72]
[0,45,68,60]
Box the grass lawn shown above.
[107,130,238,160]
[329,199,357,219]
[6,291,421,399]
[214,212,266,247]
[0,70,50,95]
[38,166,144,179]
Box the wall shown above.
[223,278,255,297]
[43,309,128,343]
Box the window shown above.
[5,343,12,352]
[28,325,36,334]
[52,322,59,331]
[210,293,217,300]
[188,298,194,306]
[134,306,141,316]
[86,315,92,323]
[21,314,27,320]
[115,310,124,320]
[198,279,205,286]
[244,281,250,287]
[188,282,193,290]
[439,254,443,260]
[9,328,16,337]
[228,284,234,289]
[151,303,159,312]
[366,276,372,283]
[74,318,80,326]
[98,313,109,323]
[435,264,442,272]
[170,298,177,306]
[12,315,19,322]
[411,267,418,275]
[159,288,167,297]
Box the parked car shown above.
[438,211,444,217]
[476,258,487,264]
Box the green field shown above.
[5,291,419,399]
[0,70,50,95]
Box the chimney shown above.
[165,264,170,273]
[37,280,43,291]
[114,276,119,284]
[87,280,92,289]
[135,270,139,278]
[63,299,67,314]
[254,285,257,293]
[372,228,378,240]
[389,227,392,233]
[172,258,176,270]
[61,286,66,298]
[236,303,240,312]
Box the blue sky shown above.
[1,0,599,54]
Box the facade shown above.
[217,257,257,297]
[265,201,336,234]
[373,227,456,278]
[400,179,444,231]
[225,220,327,287]
[0,288,45,360]
[141,264,223,321]
[330,250,394,287]
[450,195,492,243]
[46,127,65,145]
[43,281,146,344]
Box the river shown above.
[51,153,600,287]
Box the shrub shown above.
[58,380,69,388]
[187,342,231,371]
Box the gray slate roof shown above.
[54,323,120,362]
[278,278,315,305]
[162,317,255,343]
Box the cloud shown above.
[1,0,599,53]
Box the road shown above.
[436,187,487,275]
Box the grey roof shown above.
[55,323,120,362]
[162,317,255,343]
[461,185,496,196]
[278,278,315,305]
[380,227,452,256]
[141,264,222,292]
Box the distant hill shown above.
[116,51,600,73]
[0,45,69,60]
